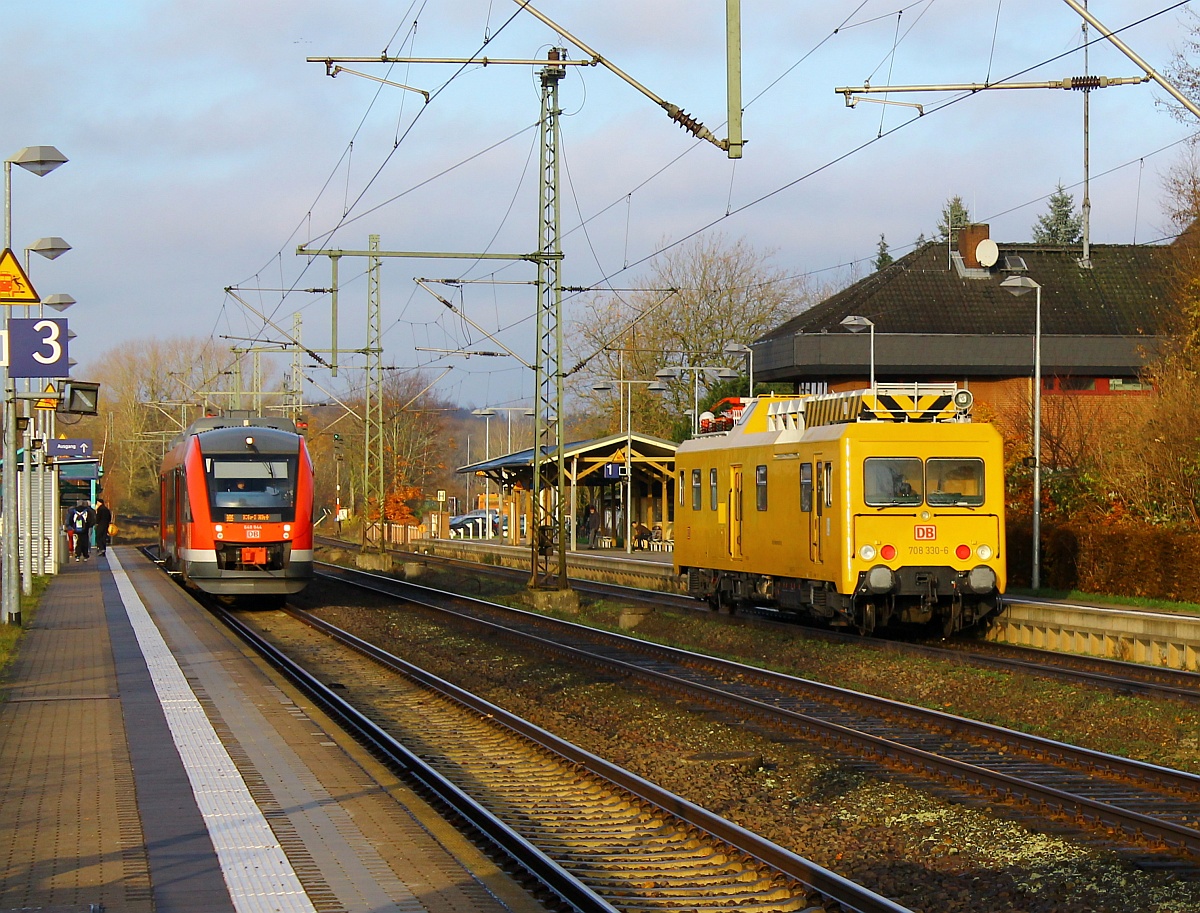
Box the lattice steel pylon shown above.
[289,312,304,420]
[529,50,569,589]
[363,233,385,547]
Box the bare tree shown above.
[80,337,241,515]
[568,234,820,439]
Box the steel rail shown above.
[316,545,1200,700]
[313,563,1200,857]
[285,606,913,913]
[213,607,621,913]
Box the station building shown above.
[754,224,1173,418]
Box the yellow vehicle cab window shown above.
[864,457,922,507]
[927,458,985,506]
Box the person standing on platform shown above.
[94,499,112,556]
[585,505,601,549]
[71,501,95,561]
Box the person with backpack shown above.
[71,501,95,561]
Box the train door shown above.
[810,456,826,565]
[175,470,187,557]
[728,464,743,559]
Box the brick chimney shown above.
[958,223,990,269]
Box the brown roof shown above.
[756,241,1174,382]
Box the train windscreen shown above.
[863,456,985,508]
[207,457,298,512]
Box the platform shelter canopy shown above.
[456,432,678,490]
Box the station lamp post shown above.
[593,378,667,553]
[1001,274,1043,592]
[839,315,875,391]
[20,237,72,592]
[722,342,754,397]
[471,408,495,538]
[655,364,731,437]
[3,145,68,625]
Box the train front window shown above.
[863,457,922,507]
[209,458,297,512]
[926,458,985,506]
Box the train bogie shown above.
[159,416,315,599]
[673,386,1005,636]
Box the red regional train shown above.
[159,415,314,600]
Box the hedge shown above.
[1006,518,1200,603]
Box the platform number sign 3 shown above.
[7,318,68,378]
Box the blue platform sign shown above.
[7,318,68,377]
[48,438,93,458]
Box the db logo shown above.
[914,525,937,540]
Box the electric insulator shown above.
[1067,75,1102,91]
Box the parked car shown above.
[449,509,505,537]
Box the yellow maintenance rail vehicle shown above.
[673,384,1006,636]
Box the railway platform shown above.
[0,547,547,913]
[385,536,684,593]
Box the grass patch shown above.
[1009,587,1200,616]
[0,576,50,684]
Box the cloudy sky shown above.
[4,1,1196,409]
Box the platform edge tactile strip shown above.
[108,551,318,913]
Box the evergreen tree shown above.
[873,234,893,271]
[937,195,971,242]
[913,231,927,248]
[1031,183,1083,245]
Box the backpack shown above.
[72,509,88,532]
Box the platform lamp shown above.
[655,364,726,437]
[3,145,68,625]
[471,408,495,538]
[1001,274,1043,592]
[20,239,72,591]
[839,315,875,392]
[40,295,75,575]
[722,342,754,397]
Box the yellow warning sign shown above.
[0,248,38,303]
[35,382,57,410]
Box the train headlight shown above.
[283,524,291,533]
[967,566,997,593]
[214,524,223,533]
[859,544,876,561]
[866,565,895,594]
[977,544,993,560]
[880,544,896,561]
[956,544,971,560]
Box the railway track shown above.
[312,561,1200,868]
[215,600,912,913]
[359,543,1200,704]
